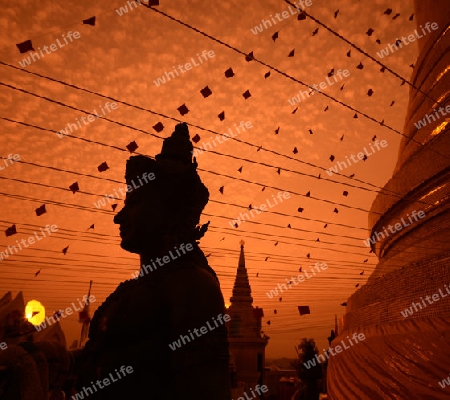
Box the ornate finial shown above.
[240,240,245,247]
[156,122,193,165]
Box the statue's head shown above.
[113,123,209,255]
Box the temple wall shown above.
[344,252,450,329]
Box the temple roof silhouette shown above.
[230,240,253,305]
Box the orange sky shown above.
[0,0,418,357]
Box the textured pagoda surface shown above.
[328,0,450,398]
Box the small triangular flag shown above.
[98,162,109,172]
[69,182,80,194]
[153,122,164,132]
[82,16,96,26]
[5,224,17,236]
[298,306,310,316]
[243,90,251,99]
[177,104,189,116]
[200,86,212,98]
[16,40,34,53]
[245,51,254,62]
[218,111,225,120]
[126,141,138,152]
[224,68,234,78]
[35,205,46,216]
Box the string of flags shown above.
[5,2,420,315]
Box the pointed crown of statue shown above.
[124,123,209,241]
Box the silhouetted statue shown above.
[77,123,231,399]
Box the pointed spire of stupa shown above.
[230,240,253,304]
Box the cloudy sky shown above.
[0,0,418,357]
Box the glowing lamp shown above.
[25,300,45,326]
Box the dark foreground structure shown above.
[0,124,231,399]
[328,1,450,398]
